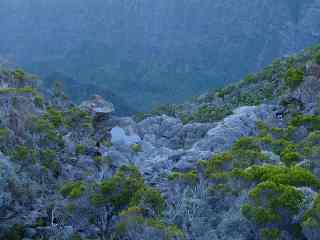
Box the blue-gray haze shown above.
[0,0,319,113]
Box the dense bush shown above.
[75,144,86,155]
[13,69,26,81]
[65,107,93,129]
[242,180,305,238]
[168,170,198,185]
[284,67,304,89]
[45,107,65,128]
[239,164,320,189]
[60,181,85,199]
[302,194,320,236]
[88,165,176,239]
[315,52,320,65]
[131,143,142,153]
[290,114,320,131]
[96,165,145,210]
[191,105,232,123]
[0,128,9,141]
[130,187,165,217]
[3,224,25,240]
[11,145,32,163]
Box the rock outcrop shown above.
[2,45,320,240]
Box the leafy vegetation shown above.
[60,181,86,199]
[168,170,198,185]
[131,143,142,153]
[284,67,305,89]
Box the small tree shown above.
[315,52,320,65]
[285,67,304,90]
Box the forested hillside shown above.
[0,0,320,112]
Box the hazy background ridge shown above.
[0,0,319,114]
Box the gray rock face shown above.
[80,95,114,122]
[137,115,183,147]
[0,152,14,215]
[0,90,41,142]
[102,104,280,188]
[208,193,255,240]
[111,126,141,146]
[101,104,281,184]
[137,115,214,149]
[292,74,320,114]
[193,105,278,152]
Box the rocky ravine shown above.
[1,45,320,240]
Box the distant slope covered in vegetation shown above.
[0,0,320,111]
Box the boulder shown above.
[111,126,141,146]
[80,95,114,126]
[193,105,278,152]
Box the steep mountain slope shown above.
[1,0,320,111]
[1,44,320,239]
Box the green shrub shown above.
[93,156,103,165]
[285,67,304,89]
[98,165,144,210]
[0,87,35,95]
[146,219,185,239]
[256,121,269,136]
[34,95,44,108]
[43,159,61,176]
[151,104,179,118]
[90,193,108,206]
[131,143,142,153]
[240,164,320,189]
[130,187,165,216]
[34,117,54,132]
[216,85,236,98]
[237,93,261,106]
[271,139,293,155]
[65,107,93,129]
[11,145,30,162]
[200,138,269,179]
[243,73,257,84]
[60,181,85,199]
[168,170,198,185]
[233,136,260,151]
[249,181,304,214]
[75,144,86,155]
[303,194,320,228]
[13,69,26,81]
[304,131,320,146]
[4,224,25,240]
[200,152,233,177]
[101,140,113,147]
[192,105,232,123]
[260,228,281,240]
[290,114,320,131]
[71,233,83,240]
[35,217,46,227]
[0,128,9,141]
[241,204,279,225]
[280,151,301,166]
[315,52,320,65]
[46,107,65,128]
[242,180,305,237]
